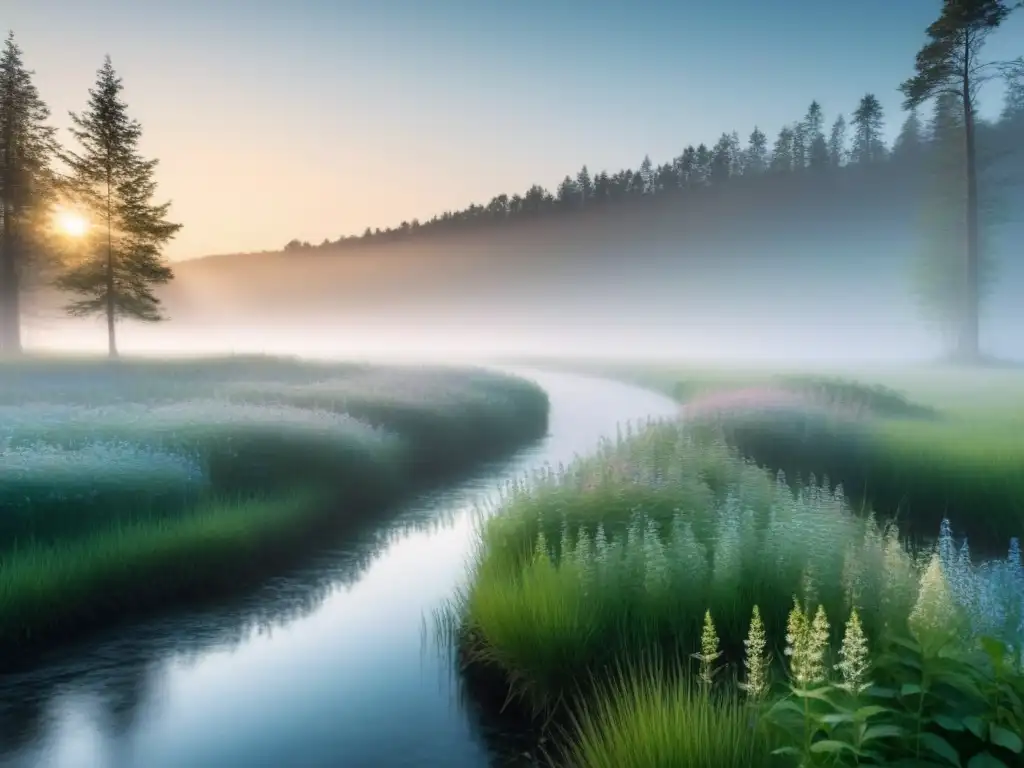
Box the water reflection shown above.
[0,369,680,768]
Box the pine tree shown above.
[828,115,848,168]
[556,174,579,209]
[770,126,795,173]
[728,130,744,177]
[743,127,768,175]
[850,94,887,165]
[693,144,712,185]
[638,155,654,194]
[0,32,59,355]
[804,101,830,170]
[56,57,181,358]
[892,108,925,164]
[792,122,807,170]
[710,133,733,183]
[900,0,1018,362]
[576,165,593,205]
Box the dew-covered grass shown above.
[449,417,1024,766]
[0,355,549,656]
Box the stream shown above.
[0,369,681,768]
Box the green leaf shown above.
[902,683,924,697]
[967,754,1008,768]
[853,705,889,721]
[964,716,987,740]
[869,685,899,699]
[933,714,966,732]
[919,732,962,767]
[988,724,1023,753]
[792,687,836,703]
[766,699,806,719]
[980,637,1007,666]
[861,724,907,742]
[821,713,855,726]
[771,746,802,757]
[809,739,856,754]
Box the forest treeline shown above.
[278,13,1024,362]
[284,93,1023,252]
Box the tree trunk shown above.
[960,88,981,364]
[106,179,118,359]
[0,211,22,356]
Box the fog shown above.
[17,189,1024,367]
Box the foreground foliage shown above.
[449,414,1024,766]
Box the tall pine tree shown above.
[0,32,59,355]
[57,57,181,358]
[900,0,1017,362]
[850,94,887,165]
[827,115,848,168]
[743,127,768,175]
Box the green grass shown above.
[451,422,924,715]
[509,360,1024,552]
[562,657,777,768]
[0,354,550,658]
[449,413,1024,767]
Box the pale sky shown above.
[7,0,1022,261]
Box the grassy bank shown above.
[0,355,549,658]
[502,359,1024,551]
[449,417,1024,767]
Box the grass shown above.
[563,656,778,768]
[0,354,550,658]
[509,360,1024,552]
[448,414,1024,767]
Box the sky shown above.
[7,0,1024,261]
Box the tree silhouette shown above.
[0,32,59,355]
[56,57,181,358]
[900,0,1020,362]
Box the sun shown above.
[55,210,89,238]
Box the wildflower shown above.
[741,605,768,700]
[807,605,831,685]
[835,608,870,695]
[909,552,960,651]
[693,609,722,689]
[785,598,810,684]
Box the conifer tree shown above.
[56,57,181,358]
[770,126,795,173]
[0,32,59,355]
[900,0,1018,362]
[892,108,925,164]
[827,115,848,168]
[804,101,830,170]
[850,94,887,165]
[576,165,593,204]
[743,127,768,175]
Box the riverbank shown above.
[0,356,549,662]
[490,358,1024,550]
[449,361,1024,766]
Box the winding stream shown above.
[0,369,680,768]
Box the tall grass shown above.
[452,416,1024,766]
[564,656,777,768]
[0,356,550,657]
[453,420,925,714]
[690,401,1024,551]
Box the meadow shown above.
[504,361,1024,550]
[446,364,1024,767]
[0,355,549,658]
